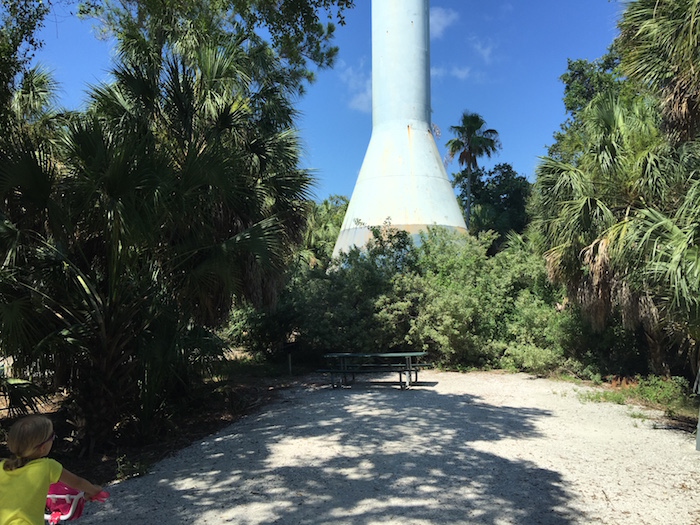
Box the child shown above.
[0,414,102,525]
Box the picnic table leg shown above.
[340,357,356,386]
[341,357,348,386]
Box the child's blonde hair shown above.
[3,415,53,471]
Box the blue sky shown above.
[35,1,623,202]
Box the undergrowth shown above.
[578,375,698,421]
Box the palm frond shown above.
[11,65,59,123]
[618,0,700,138]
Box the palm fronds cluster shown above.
[532,0,700,377]
[0,7,313,442]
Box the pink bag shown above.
[45,482,85,523]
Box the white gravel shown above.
[79,370,700,525]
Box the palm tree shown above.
[56,33,312,440]
[531,93,692,373]
[604,140,700,376]
[0,25,313,442]
[445,111,501,228]
[617,0,700,141]
[301,195,348,267]
[10,66,58,124]
[0,65,64,414]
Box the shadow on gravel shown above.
[82,377,580,525]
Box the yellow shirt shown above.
[0,458,63,525]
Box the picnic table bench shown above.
[321,352,429,389]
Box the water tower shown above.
[332,0,467,257]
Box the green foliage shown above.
[563,309,648,377]
[617,0,700,140]
[231,0,354,75]
[537,1,700,381]
[548,49,640,162]
[536,19,700,379]
[579,375,694,415]
[406,230,506,367]
[445,111,501,229]
[300,195,348,268]
[531,91,683,372]
[579,389,627,405]
[0,0,48,125]
[233,224,587,377]
[500,344,562,377]
[468,163,530,250]
[79,0,354,91]
[226,223,417,364]
[211,351,287,380]
[560,52,621,117]
[0,6,317,444]
[634,375,690,407]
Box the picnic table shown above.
[322,351,429,389]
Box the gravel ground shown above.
[79,370,700,525]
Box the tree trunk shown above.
[644,329,670,376]
[465,169,472,230]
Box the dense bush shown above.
[228,226,625,377]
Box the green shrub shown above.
[227,223,655,381]
[227,224,419,363]
[557,358,603,383]
[633,375,690,406]
[500,343,563,376]
[578,374,696,418]
[579,390,628,404]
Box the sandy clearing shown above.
[79,370,700,525]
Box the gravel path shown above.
[79,370,700,524]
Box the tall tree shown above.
[445,111,501,228]
[0,26,313,442]
[0,0,346,440]
[547,49,641,162]
[617,0,700,141]
[68,35,312,438]
[531,93,683,373]
[0,61,59,415]
[79,0,354,93]
[467,163,530,251]
[560,52,622,117]
[535,2,700,378]
[0,0,49,126]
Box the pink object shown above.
[90,491,109,503]
[45,482,85,523]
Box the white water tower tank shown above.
[332,0,467,257]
